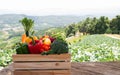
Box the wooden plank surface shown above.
[71,62,120,75]
[1,62,120,75]
[13,62,71,70]
[14,70,70,75]
[12,54,70,62]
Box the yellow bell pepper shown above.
[21,33,38,44]
[25,36,38,44]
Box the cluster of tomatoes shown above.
[22,34,55,54]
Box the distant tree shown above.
[65,23,77,37]
[106,27,112,34]
[19,17,34,36]
[94,16,109,34]
[110,15,120,34]
[78,17,93,35]
[87,17,98,34]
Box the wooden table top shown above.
[1,62,120,75]
[71,62,120,75]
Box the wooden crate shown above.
[12,54,71,75]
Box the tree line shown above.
[65,15,120,37]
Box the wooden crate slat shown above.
[13,62,71,70]
[53,70,71,74]
[14,70,70,75]
[14,70,53,75]
[12,54,70,62]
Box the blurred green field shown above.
[70,34,120,62]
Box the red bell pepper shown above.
[28,40,44,54]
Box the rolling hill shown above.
[0,14,92,30]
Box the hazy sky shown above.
[0,0,119,16]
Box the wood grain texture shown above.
[1,62,120,75]
[14,70,70,75]
[12,54,71,62]
[13,62,71,70]
[71,62,120,75]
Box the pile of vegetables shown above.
[15,17,69,54]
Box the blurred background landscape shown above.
[0,0,120,67]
